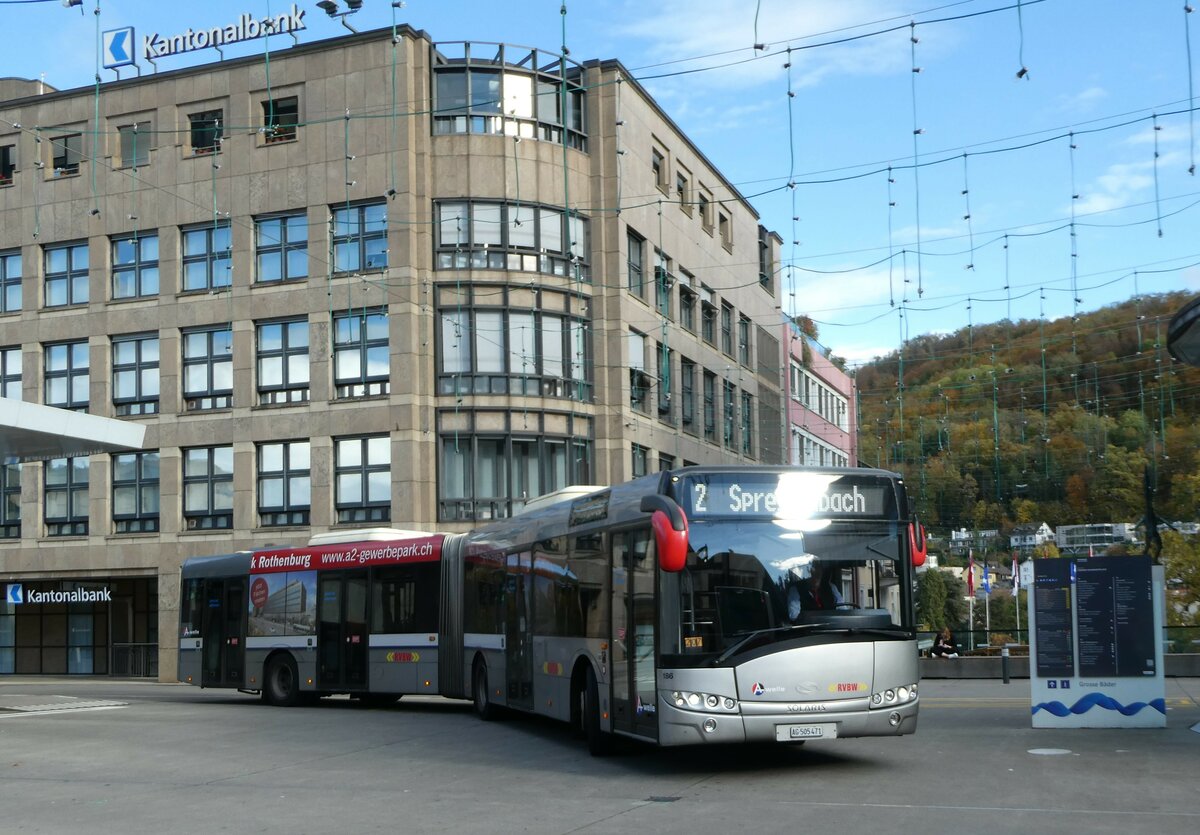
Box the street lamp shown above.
[317,0,361,32]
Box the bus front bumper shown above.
[655,697,919,746]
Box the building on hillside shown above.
[0,24,787,678]
[948,527,999,556]
[1055,523,1137,555]
[783,328,856,467]
[1009,522,1054,554]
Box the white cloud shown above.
[1057,86,1107,113]
[1125,124,1190,146]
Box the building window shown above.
[0,250,20,312]
[435,200,590,280]
[257,319,309,405]
[741,391,754,456]
[332,202,388,273]
[334,309,389,399]
[758,225,772,291]
[699,191,713,232]
[1,347,20,399]
[44,242,88,307]
[659,453,676,472]
[437,300,589,401]
[182,326,232,410]
[335,435,391,524]
[112,234,158,299]
[44,341,88,411]
[718,210,732,250]
[723,380,737,448]
[676,168,691,213]
[631,444,649,478]
[255,213,308,283]
[112,451,159,533]
[183,446,233,530]
[188,109,223,155]
[627,229,644,297]
[45,457,88,536]
[720,303,734,355]
[182,223,231,292]
[680,359,695,428]
[117,122,151,168]
[628,330,649,413]
[654,250,672,317]
[0,143,14,186]
[439,431,593,522]
[50,133,82,176]
[738,315,751,366]
[0,464,19,539]
[112,333,159,416]
[431,42,586,150]
[703,370,717,442]
[262,96,298,143]
[701,289,717,345]
[257,441,310,527]
[679,280,695,333]
[651,148,667,192]
[657,343,673,421]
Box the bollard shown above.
[1001,646,1010,684]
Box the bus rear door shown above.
[505,551,534,710]
[317,571,369,692]
[201,578,245,687]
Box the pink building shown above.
[781,325,858,467]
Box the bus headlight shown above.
[870,683,918,708]
[670,690,739,713]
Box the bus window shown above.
[464,551,504,635]
[180,579,203,637]
[571,533,607,640]
[372,565,439,634]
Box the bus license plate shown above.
[776,724,836,742]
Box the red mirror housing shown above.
[909,521,927,567]
[652,508,689,572]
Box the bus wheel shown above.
[584,666,613,756]
[263,654,301,707]
[472,660,497,721]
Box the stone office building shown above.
[0,23,793,679]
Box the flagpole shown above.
[968,595,974,651]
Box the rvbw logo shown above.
[5,584,22,604]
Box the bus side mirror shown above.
[909,521,927,567]
[641,495,689,573]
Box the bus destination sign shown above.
[683,474,888,519]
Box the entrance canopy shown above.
[0,399,145,463]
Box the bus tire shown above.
[584,666,613,756]
[263,654,302,707]
[472,660,497,721]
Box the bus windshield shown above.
[665,517,909,659]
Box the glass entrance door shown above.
[317,572,368,691]
[201,578,244,687]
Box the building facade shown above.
[783,327,856,467]
[0,26,787,678]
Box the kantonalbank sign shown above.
[141,5,306,60]
[5,584,113,605]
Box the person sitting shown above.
[931,627,959,658]
[787,559,845,621]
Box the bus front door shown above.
[317,572,368,692]
[201,578,245,687]
[505,551,534,709]
[611,530,659,740]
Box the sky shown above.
[4,0,1199,367]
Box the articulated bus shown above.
[180,465,928,753]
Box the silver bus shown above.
[180,466,926,754]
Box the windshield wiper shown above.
[712,624,817,665]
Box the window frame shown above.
[333,308,390,399]
[627,229,645,298]
[0,143,15,186]
[117,121,152,168]
[257,440,311,527]
[434,200,590,280]
[255,212,308,284]
[112,450,160,533]
[44,340,89,411]
[181,325,233,410]
[182,445,233,530]
[111,233,159,299]
[0,249,20,313]
[335,435,392,525]
[181,223,231,292]
[256,318,310,405]
[188,109,223,155]
[0,347,20,400]
[331,202,388,274]
[44,456,88,537]
[0,463,20,539]
[111,332,160,416]
[43,242,89,308]
[261,96,299,144]
[49,132,82,176]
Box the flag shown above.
[982,562,991,595]
[967,549,975,596]
[1011,556,1019,597]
